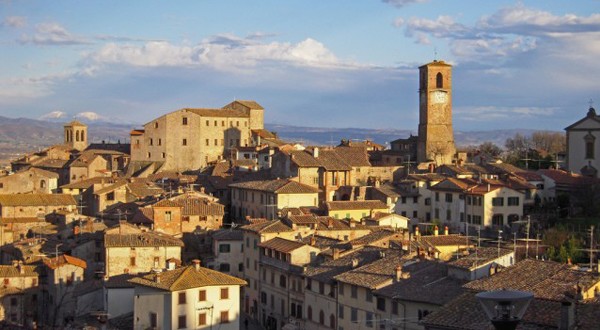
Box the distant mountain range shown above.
[0,115,547,165]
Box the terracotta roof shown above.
[332,146,371,167]
[258,237,307,253]
[537,169,593,186]
[129,264,247,291]
[65,120,86,127]
[347,229,398,247]
[185,108,248,118]
[514,171,544,181]
[419,234,471,247]
[232,100,264,109]
[230,179,318,194]
[304,247,387,283]
[374,261,466,305]
[0,193,76,206]
[430,177,477,192]
[333,250,407,289]
[61,177,116,189]
[12,167,59,179]
[464,259,600,301]
[104,227,184,248]
[241,220,294,234]
[326,200,388,211]
[43,254,87,270]
[211,229,243,241]
[0,264,38,277]
[447,247,513,270]
[130,129,144,136]
[0,217,47,224]
[104,273,137,288]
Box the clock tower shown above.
[417,60,456,165]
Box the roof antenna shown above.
[589,98,594,109]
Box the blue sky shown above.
[1,1,599,132]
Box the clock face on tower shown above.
[431,90,448,104]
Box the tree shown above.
[478,142,502,158]
[530,131,566,155]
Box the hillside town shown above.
[0,60,599,330]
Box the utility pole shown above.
[590,225,595,271]
[497,230,503,258]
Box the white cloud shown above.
[19,22,89,45]
[2,16,26,28]
[39,110,67,120]
[75,111,103,121]
[87,35,360,72]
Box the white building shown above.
[566,106,600,177]
[131,260,247,330]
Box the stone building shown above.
[129,100,265,171]
[63,120,88,151]
[0,167,59,194]
[0,262,39,328]
[42,255,87,327]
[103,222,183,277]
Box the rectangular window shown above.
[150,312,157,327]
[206,120,210,126]
[351,308,358,323]
[199,290,206,301]
[366,290,373,302]
[586,141,595,159]
[425,198,431,206]
[220,311,229,323]
[220,287,229,299]
[178,292,186,304]
[130,257,136,267]
[338,283,344,295]
[508,197,520,206]
[351,285,357,298]
[149,138,153,146]
[206,139,210,146]
[162,152,166,158]
[446,209,451,221]
[366,312,374,328]
[377,297,386,311]
[165,211,172,222]
[147,152,151,158]
[492,197,504,206]
[339,305,344,319]
[182,138,187,146]
[214,139,218,146]
[219,244,231,253]
[435,192,439,201]
[214,120,218,126]
[445,193,453,203]
[198,312,206,326]
[435,208,439,219]
[182,117,188,125]
[178,315,186,329]
[392,301,399,315]
[413,211,418,218]
[401,197,407,204]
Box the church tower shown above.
[417,60,456,165]
[64,120,88,151]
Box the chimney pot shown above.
[192,259,201,271]
[434,226,439,236]
[444,226,449,235]
[395,265,402,282]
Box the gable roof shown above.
[229,179,318,194]
[129,264,246,291]
[241,220,294,234]
[258,237,307,253]
[0,264,38,277]
[43,254,87,270]
[333,250,407,289]
[325,200,388,211]
[0,193,76,206]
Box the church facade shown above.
[565,106,600,177]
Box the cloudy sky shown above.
[1,1,599,132]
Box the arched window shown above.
[436,72,443,88]
[585,132,595,159]
[319,310,325,325]
[76,130,80,142]
[40,180,45,189]
[307,306,312,321]
[330,314,335,329]
[81,130,85,142]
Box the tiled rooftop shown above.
[258,237,307,253]
[325,200,388,211]
[333,249,407,289]
[129,264,247,291]
[0,193,77,206]
[229,179,318,194]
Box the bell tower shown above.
[64,120,88,151]
[417,60,456,165]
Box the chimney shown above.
[192,259,201,271]
[310,236,316,246]
[349,220,356,228]
[313,147,319,158]
[167,259,176,270]
[374,180,380,188]
[444,226,449,236]
[332,247,340,260]
[434,226,439,236]
[567,257,572,266]
[414,226,420,237]
[351,258,359,268]
[17,261,24,275]
[394,265,402,282]
[154,273,161,283]
[487,183,491,192]
[558,301,575,330]
[327,218,334,229]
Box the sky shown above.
[1,1,600,132]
